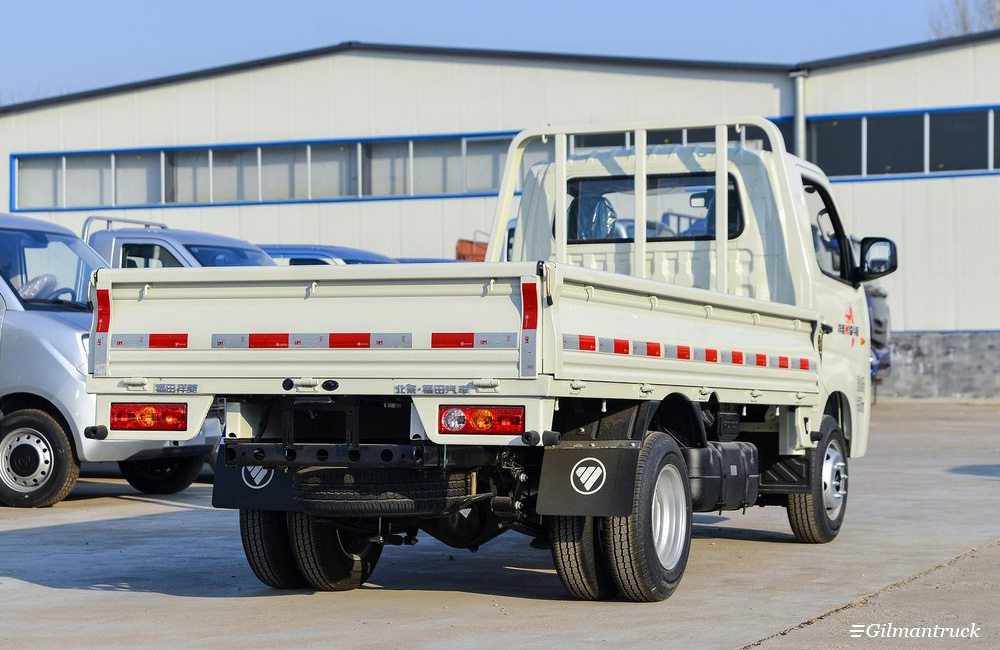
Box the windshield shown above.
[184,245,275,267]
[0,227,105,309]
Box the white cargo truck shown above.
[85,118,896,601]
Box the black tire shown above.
[293,468,471,516]
[288,511,383,591]
[787,416,848,544]
[239,509,307,589]
[603,432,692,602]
[549,515,618,600]
[118,454,204,494]
[0,409,79,508]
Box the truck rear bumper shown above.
[223,441,494,470]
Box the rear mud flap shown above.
[535,445,640,517]
[212,446,294,511]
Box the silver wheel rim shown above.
[822,438,848,520]
[1,428,54,493]
[650,463,687,570]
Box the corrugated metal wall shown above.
[0,45,997,332]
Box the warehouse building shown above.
[1,33,998,397]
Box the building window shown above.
[412,138,463,195]
[363,141,409,196]
[648,129,683,146]
[65,154,112,207]
[16,156,62,208]
[466,138,509,192]
[807,118,862,176]
[311,143,357,197]
[116,151,160,206]
[165,150,210,204]
[261,145,308,200]
[573,132,626,153]
[212,147,259,202]
[930,110,989,172]
[867,114,924,174]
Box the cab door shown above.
[799,173,869,454]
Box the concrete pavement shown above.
[1,401,997,649]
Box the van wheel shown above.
[787,416,848,543]
[288,511,383,591]
[0,409,79,508]
[549,515,618,600]
[118,454,204,494]
[603,432,692,602]
[240,510,307,589]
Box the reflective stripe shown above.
[95,289,110,333]
[371,333,411,349]
[475,332,518,349]
[212,334,249,349]
[432,333,475,348]
[111,334,148,349]
[149,334,188,349]
[249,333,288,348]
[288,333,327,348]
[329,333,370,348]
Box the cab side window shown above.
[120,243,183,269]
[802,180,850,281]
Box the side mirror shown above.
[689,192,708,209]
[856,237,897,282]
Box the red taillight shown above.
[110,403,188,431]
[438,406,525,434]
[96,289,110,333]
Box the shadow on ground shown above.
[949,464,1000,480]
[0,503,797,602]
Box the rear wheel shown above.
[0,409,79,508]
[603,432,692,602]
[287,511,383,591]
[240,509,307,589]
[787,416,848,543]
[549,515,618,600]
[118,454,204,494]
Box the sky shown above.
[0,0,948,106]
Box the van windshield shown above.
[0,227,105,309]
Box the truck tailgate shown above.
[90,262,541,381]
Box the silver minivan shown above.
[0,214,221,507]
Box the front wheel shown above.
[287,512,383,591]
[118,454,204,494]
[603,432,692,602]
[787,416,848,543]
[0,409,79,508]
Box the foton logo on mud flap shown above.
[570,457,607,495]
[242,466,274,489]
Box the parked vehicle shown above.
[85,118,896,601]
[86,217,275,269]
[850,238,891,380]
[395,258,462,264]
[260,245,397,266]
[0,214,221,508]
